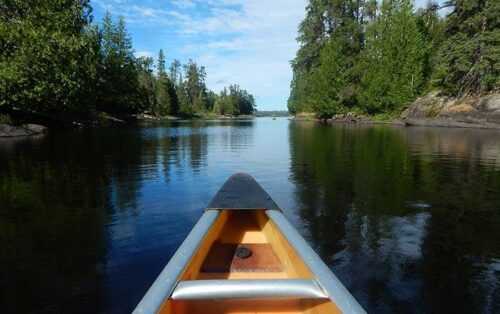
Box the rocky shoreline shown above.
[0,112,258,138]
[401,92,500,129]
[0,124,48,137]
[295,92,500,130]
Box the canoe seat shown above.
[171,279,328,300]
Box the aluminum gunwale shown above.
[132,210,219,314]
[171,279,328,300]
[267,210,367,314]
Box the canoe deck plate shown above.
[207,173,281,211]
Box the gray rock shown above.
[403,92,500,129]
[478,94,500,112]
[0,123,47,137]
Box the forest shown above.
[288,0,500,119]
[0,1,255,125]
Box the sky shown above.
[91,0,442,111]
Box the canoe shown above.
[133,173,365,314]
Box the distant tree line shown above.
[255,111,290,117]
[0,1,255,123]
[288,0,499,118]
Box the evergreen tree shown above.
[212,85,255,115]
[358,0,425,113]
[416,2,446,91]
[155,49,169,115]
[154,50,179,116]
[288,0,368,116]
[309,39,348,119]
[288,0,329,114]
[98,13,144,114]
[182,60,208,115]
[433,0,500,95]
[137,56,156,113]
[169,59,182,87]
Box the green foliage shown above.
[97,13,146,114]
[0,113,12,124]
[308,40,348,119]
[182,60,208,114]
[154,49,179,116]
[136,56,156,112]
[0,2,255,122]
[433,0,500,95]
[213,85,255,116]
[416,2,446,90]
[0,0,99,115]
[288,0,500,117]
[288,0,370,117]
[358,0,425,114]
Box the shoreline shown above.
[0,113,260,138]
[293,115,500,130]
[292,92,500,131]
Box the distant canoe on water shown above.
[133,173,365,314]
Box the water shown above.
[1,118,500,313]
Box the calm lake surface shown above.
[1,118,500,313]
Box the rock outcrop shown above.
[402,92,500,129]
[0,124,48,137]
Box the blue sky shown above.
[91,0,442,111]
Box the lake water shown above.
[1,118,500,313]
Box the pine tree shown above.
[98,13,144,114]
[182,60,208,115]
[137,56,156,113]
[169,59,182,87]
[358,0,425,113]
[155,49,169,115]
[288,0,368,116]
[153,50,179,116]
[433,0,500,95]
[416,2,446,91]
[288,0,329,114]
[308,39,348,119]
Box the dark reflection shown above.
[0,133,111,314]
[289,123,500,313]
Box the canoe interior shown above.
[159,210,341,314]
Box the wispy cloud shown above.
[135,50,154,58]
[92,0,173,24]
[92,0,307,109]
[174,0,307,107]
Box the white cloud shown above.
[92,0,173,24]
[172,0,308,109]
[135,50,154,58]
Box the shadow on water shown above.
[288,122,500,313]
[1,119,499,313]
